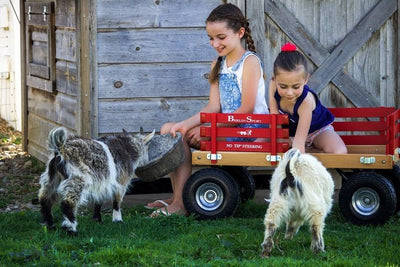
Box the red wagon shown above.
[185,107,400,225]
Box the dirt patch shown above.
[0,118,43,212]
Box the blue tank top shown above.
[274,85,334,136]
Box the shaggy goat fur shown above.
[38,127,154,234]
[261,148,334,257]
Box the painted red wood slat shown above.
[200,112,289,124]
[329,107,395,117]
[270,114,278,165]
[211,113,217,163]
[332,121,388,131]
[387,109,400,154]
[340,135,387,145]
[200,127,289,138]
[200,141,289,152]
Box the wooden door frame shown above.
[20,0,27,151]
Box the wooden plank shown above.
[55,0,76,28]
[28,63,49,79]
[98,98,207,134]
[97,28,216,63]
[306,0,397,93]
[77,0,92,138]
[98,63,211,98]
[263,0,379,107]
[26,75,53,93]
[398,0,400,108]
[192,151,394,169]
[21,0,28,151]
[27,114,58,163]
[246,0,265,62]
[55,61,78,96]
[55,29,76,62]
[97,0,221,28]
[331,71,379,107]
[25,1,52,14]
[27,114,76,163]
[27,87,77,129]
[26,14,49,26]
[346,145,386,154]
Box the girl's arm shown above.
[268,79,279,114]
[235,55,261,114]
[292,93,315,153]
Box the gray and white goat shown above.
[261,148,334,257]
[38,127,154,234]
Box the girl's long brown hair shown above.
[206,3,257,84]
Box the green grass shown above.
[0,202,399,266]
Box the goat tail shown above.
[48,127,67,153]
[280,148,303,196]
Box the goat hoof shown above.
[261,250,271,258]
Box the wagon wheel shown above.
[183,168,240,220]
[377,164,400,212]
[220,166,255,203]
[339,172,397,225]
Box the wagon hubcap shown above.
[196,182,223,211]
[352,187,380,216]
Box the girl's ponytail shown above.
[209,57,222,84]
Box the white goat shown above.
[38,127,154,235]
[261,148,334,257]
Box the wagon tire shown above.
[339,172,396,225]
[183,168,240,220]
[220,166,255,203]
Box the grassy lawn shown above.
[0,201,399,266]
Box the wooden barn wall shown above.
[248,0,399,109]
[95,0,224,135]
[25,0,78,162]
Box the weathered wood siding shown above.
[25,0,78,162]
[96,0,223,135]
[248,0,399,109]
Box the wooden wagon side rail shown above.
[198,113,290,164]
[192,107,400,169]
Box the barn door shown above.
[24,1,55,93]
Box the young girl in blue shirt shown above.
[269,43,347,154]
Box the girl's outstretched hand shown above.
[161,121,189,138]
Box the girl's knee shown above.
[333,145,347,154]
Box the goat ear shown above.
[143,129,155,144]
[122,129,130,136]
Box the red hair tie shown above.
[281,43,297,52]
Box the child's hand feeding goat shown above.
[261,148,334,257]
[38,127,155,235]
